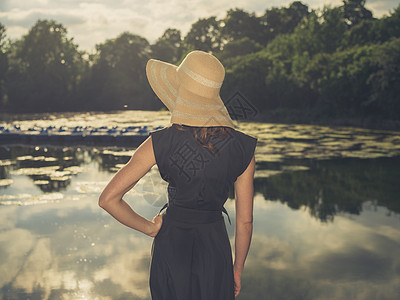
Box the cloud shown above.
[0,0,398,52]
[0,9,86,28]
[367,0,399,16]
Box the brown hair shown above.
[172,123,232,153]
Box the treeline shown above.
[0,0,399,124]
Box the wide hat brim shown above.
[146,57,235,129]
[146,59,179,113]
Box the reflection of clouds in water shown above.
[0,228,35,287]
[0,206,18,230]
[238,195,400,299]
[75,181,109,194]
[247,235,294,270]
[93,248,151,299]
[242,235,400,299]
[1,194,399,300]
[304,246,393,281]
[375,225,400,242]
[0,164,169,207]
[1,162,400,299]
[0,196,154,299]
[12,238,54,295]
[0,167,164,298]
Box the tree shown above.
[217,37,262,62]
[280,6,347,57]
[0,22,8,108]
[319,6,348,53]
[222,51,272,111]
[340,4,400,48]
[340,19,377,47]
[220,8,267,46]
[183,17,222,53]
[300,42,400,117]
[6,20,85,112]
[150,28,182,63]
[286,1,311,30]
[377,4,400,42]
[367,38,400,118]
[160,28,182,49]
[82,32,153,110]
[263,1,310,40]
[341,0,373,27]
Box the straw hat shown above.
[145,50,235,129]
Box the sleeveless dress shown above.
[148,125,257,300]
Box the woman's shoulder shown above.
[148,125,175,135]
[148,125,186,144]
[229,128,258,158]
[230,128,258,143]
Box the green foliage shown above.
[303,46,376,115]
[302,38,400,117]
[366,38,400,119]
[288,6,347,56]
[264,6,347,60]
[262,1,310,41]
[340,19,378,47]
[221,8,267,46]
[81,32,152,110]
[341,5,400,47]
[183,17,222,52]
[0,23,8,107]
[341,0,373,27]
[0,23,6,51]
[221,50,272,110]
[217,37,263,62]
[5,20,85,112]
[150,28,183,64]
[224,2,399,121]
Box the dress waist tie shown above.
[157,202,231,225]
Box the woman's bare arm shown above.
[98,136,160,237]
[233,154,255,296]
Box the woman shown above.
[99,50,257,299]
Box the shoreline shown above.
[1,109,400,133]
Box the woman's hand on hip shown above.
[148,213,163,237]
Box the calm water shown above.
[1,111,400,300]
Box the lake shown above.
[1,111,400,299]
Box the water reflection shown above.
[240,198,400,300]
[2,145,400,221]
[255,157,400,221]
[1,144,400,299]
[0,145,132,201]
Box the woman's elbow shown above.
[98,192,113,209]
[236,215,253,226]
[237,219,253,226]
[98,195,107,209]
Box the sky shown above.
[0,0,398,52]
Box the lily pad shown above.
[0,179,13,187]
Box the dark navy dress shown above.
[148,124,257,300]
